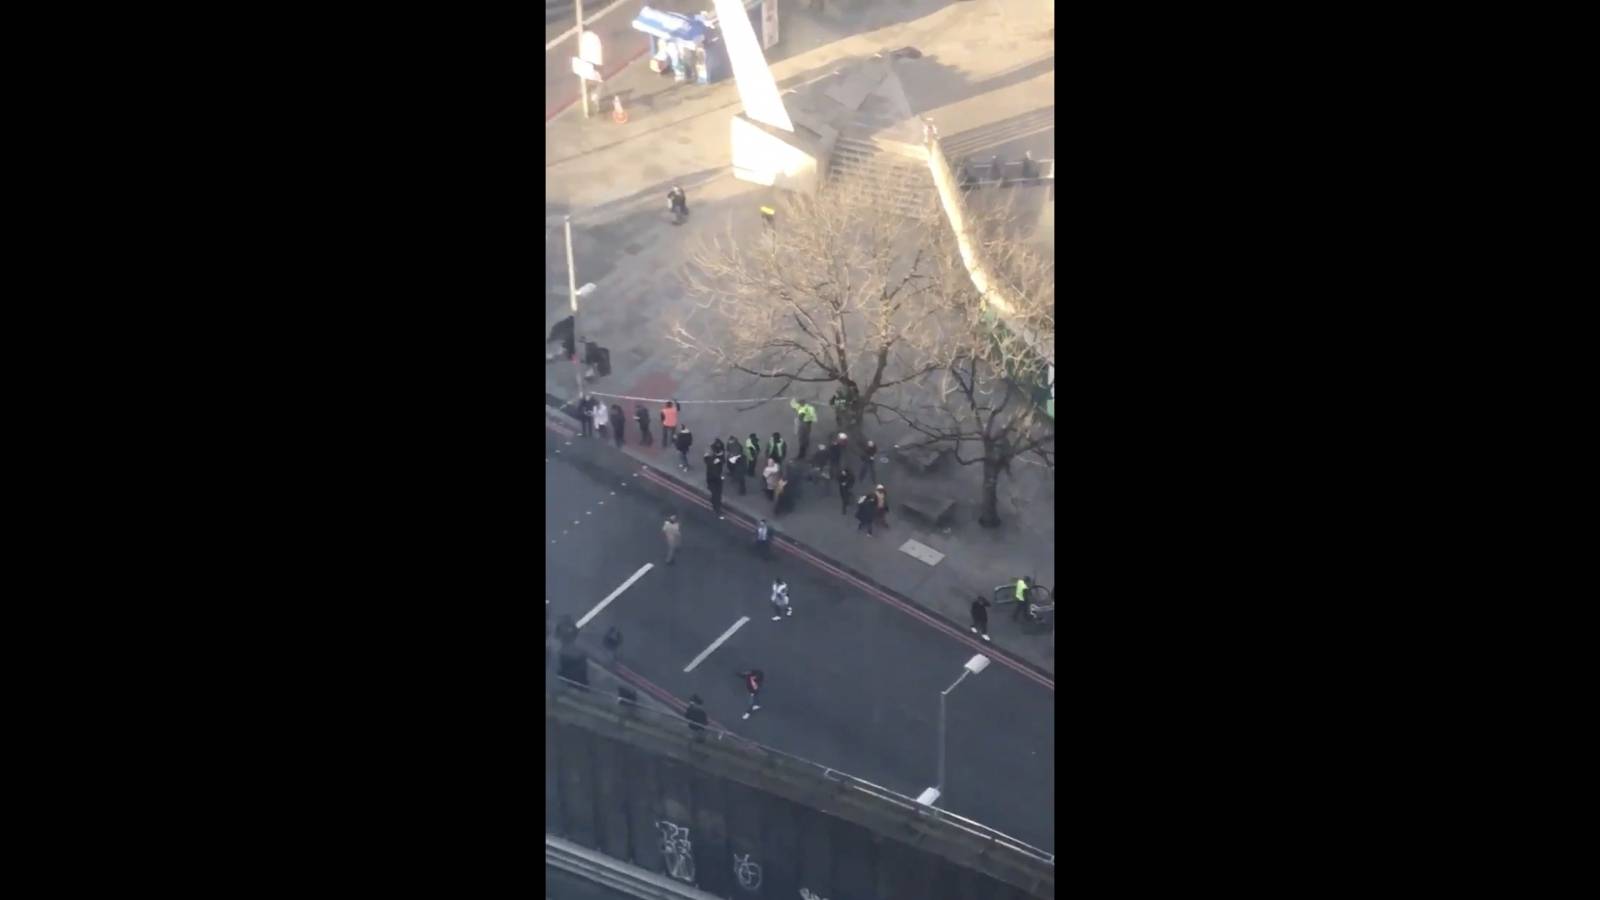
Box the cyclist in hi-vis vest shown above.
[1013,576,1032,620]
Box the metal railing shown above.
[547,672,1056,866]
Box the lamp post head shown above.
[963,654,990,675]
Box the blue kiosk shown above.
[632,3,775,86]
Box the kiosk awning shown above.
[632,6,707,42]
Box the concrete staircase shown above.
[825,134,936,219]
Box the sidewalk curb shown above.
[546,392,1057,685]
[546,43,652,124]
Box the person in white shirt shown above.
[770,578,792,621]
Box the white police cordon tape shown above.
[580,390,795,405]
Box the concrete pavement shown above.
[544,420,1054,852]
[544,0,1056,672]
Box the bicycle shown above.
[992,578,1055,631]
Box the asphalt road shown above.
[545,422,1055,853]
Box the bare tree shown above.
[670,192,948,443]
[878,200,1055,527]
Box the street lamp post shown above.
[563,215,596,399]
[919,653,990,808]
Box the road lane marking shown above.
[575,563,654,629]
[683,617,750,673]
[632,467,1055,691]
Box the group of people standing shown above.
[577,396,888,527]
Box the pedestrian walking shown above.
[593,399,610,442]
[706,441,725,481]
[737,669,764,719]
[704,447,725,518]
[668,185,690,225]
[578,395,595,438]
[635,404,653,446]
[754,518,772,557]
[767,432,786,467]
[827,432,848,481]
[661,400,679,450]
[854,492,878,535]
[769,578,792,621]
[745,433,761,477]
[874,484,891,530]
[970,596,991,642]
[610,403,626,448]
[790,398,817,460]
[674,424,694,472]
[762,458,781,502]
[662,514,681,564]
[602,626,623,664]
[836,466,855,514]
[858,440,879,484]
[685,693,709,740]
[726,435,748,495]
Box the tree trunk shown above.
[834,395,870,447]
[979,454,1002,528]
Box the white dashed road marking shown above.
[683,617,750,673]
[575,563,655,629]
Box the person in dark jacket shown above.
[836,466,855,514]
[704,445,725,518]
[969,596,991,642]
[737,669,764,719]
[726,435,748,495]
[674,424,694,472]
[685,693,709,739]
[578,395,595,438]
[827,432,848,481]
[858,440,879,484]
[609,404,626,448]
[854,492,878,535]
[635,404,653,446]
[602,625,623,664]
[767,432,786,467]
[773,464,795,516]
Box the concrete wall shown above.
[731,114,821,194]
[547,685,1053,899]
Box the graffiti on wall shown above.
[733,853,763,891]
[656,820,696,883]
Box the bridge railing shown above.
[547,670,1056,866]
